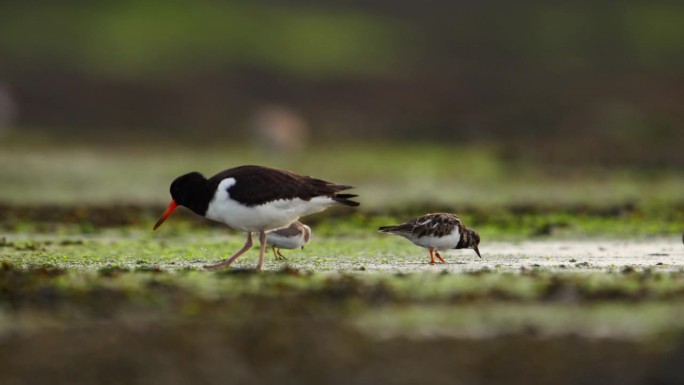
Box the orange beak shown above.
[153,200,178,230]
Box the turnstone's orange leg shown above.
[435,251,446,263]
[429,247,436,265]
[206,232,253,269]
[256,231,267,270]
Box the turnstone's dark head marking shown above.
[379,213,481,264]
[457,227,481,258]
[266,221,312,260]
[154,165,358,270]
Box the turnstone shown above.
[266,221,312,260]
[153,165,358,270]
[379,213,481,264]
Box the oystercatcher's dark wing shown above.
[210,165,358,207]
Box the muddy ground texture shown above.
[1,204,683,385]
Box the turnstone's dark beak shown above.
[473,246,481,258]
[153,200,178,230]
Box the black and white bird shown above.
[266,221,312,260]
[153,165,358,270]
[379,213,481,264]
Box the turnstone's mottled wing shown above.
[208,165,359,207]
[413,213,462,238]
[379,213,462,238]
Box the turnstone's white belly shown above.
[411,229,461,250]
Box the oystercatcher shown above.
[379,213,481,264]
[153,165,358,269]
[266,221,311,260]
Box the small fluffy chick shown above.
[266,221,312,260]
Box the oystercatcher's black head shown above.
[153,172,211,230]
[170,172,207,207]
[457,228,481,258]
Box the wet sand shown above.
[339,238,684,273]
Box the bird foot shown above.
[204,261,231,270]
[274,249,288,261]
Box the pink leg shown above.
[256,231,267,270]
[205,232,253,269]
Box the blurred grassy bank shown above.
[2,139,682,238]
[2,140,683,208]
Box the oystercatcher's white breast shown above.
[408,228,461,250]
[205,178,335,232]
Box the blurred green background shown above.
[1,1,683,209]
[1,1,683,163]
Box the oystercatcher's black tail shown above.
[333,193,360,207]
[330,184,359,206]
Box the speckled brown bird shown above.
[379,213,481,264]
